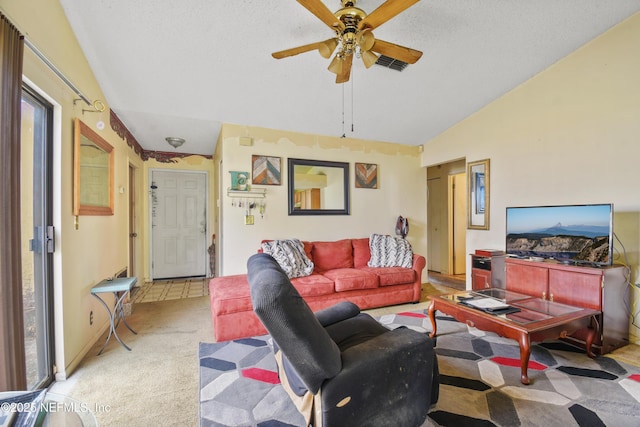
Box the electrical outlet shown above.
[89,310,93,325]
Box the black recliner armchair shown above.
[247,253,439,427]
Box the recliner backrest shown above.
[247,253,341,394]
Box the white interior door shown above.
[151,170,207,279]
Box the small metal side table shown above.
[90,277,138,355]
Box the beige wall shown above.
[217,124,426,275]
[422,12,640,343]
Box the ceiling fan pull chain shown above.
[341,83,346,138]
[351,74,355,133]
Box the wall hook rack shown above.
[227,188,266,198]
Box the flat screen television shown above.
[505,204,613,266]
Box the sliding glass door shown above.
[21,85,55,389]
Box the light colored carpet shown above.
[49,296,214,426]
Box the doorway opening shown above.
[149,169,209,279]
[427,159,467,290]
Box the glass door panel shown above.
[21,86,54,389]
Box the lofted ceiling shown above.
[58,0,640,156]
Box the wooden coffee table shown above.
[428,288,600,385]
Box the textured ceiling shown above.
[58,0,640,155]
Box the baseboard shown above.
[55,322,109,381]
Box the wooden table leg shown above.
[428,301,438,338]
[518,332,531,385]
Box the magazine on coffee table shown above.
[464,298,511,311]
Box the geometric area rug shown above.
[199,309,640,426]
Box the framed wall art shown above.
[230,171,249,191]
[252,155,281,185]
[467,158,490,230]
[355,163,378,189]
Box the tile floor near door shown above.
[131,277,210,303]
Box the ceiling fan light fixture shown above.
[273,0,422,83]
[361,50,378,68]
[165,137,185,148]
[328,54,343,74]
[319,38,339,59]
[357,29,375,51]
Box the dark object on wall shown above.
[288,158,350,216]
[395,215,409,239]
[247,253,439,427]
[208,234,216,277]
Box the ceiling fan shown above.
[273,0,423,83]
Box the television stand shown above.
[505,257,629,355]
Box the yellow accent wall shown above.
[422,12,640,343]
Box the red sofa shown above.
[208,237,426,342]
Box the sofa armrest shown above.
[412,253,426,273]
[314,301,360,327]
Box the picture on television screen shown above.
[505,204,613,266]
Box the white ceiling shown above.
[58,0,640,156]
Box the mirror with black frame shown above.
[288,158,350,215]
[73,118,114,216]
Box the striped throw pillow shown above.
[367,234,413,268]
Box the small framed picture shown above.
[252,155,281,185]
[355,163,378,189]
[230,171,249,191]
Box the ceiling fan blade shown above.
[272,41,326,59]
[297,0,345,30]
[371,39,422,64]
[336,54,353,84]
[359,0,420,30]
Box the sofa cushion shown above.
[322,268,379,292]
[312,239,354,272]
[359,266,416,287]
[368,234,413,268]
[360,267,416,287]
[291,274,335,297]
[261,239,314,278]
[352,238,371,268]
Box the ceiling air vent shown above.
[374,55,408,71]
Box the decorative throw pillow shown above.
[368,234,413,268]
[261,239,315,278]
